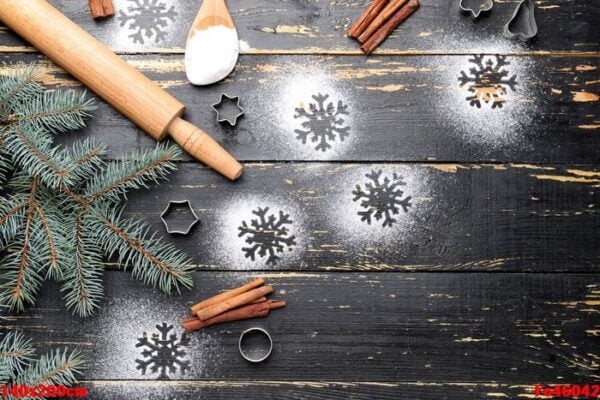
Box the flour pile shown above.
[185,25,239,85]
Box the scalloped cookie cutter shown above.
[160,200,200,235]
[503,0,537,42]
[459,0,493,18]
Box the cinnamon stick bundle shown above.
[357,0,409,43]
[182,300,286,333]
[190,277,265,313]
[196,285,274,321]
[348,0,389,38]
[88,0,115,20]
[361,0,420,54]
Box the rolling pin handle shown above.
[168,118,243,180]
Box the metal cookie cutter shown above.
[503,0,537,42]
[160,200,199,235]
[211,93,244,127]
[459,0,493,18]
[239,328,273,363]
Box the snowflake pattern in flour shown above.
[238,207,297,266]
[118,0,177,44]
[352,170,412,228]
[294,93,350,152]
[135,323,190,379]
[458,55,518,109]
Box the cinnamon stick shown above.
[358,0,409,43]
[348,0,389,38]
[361,0,420,54]
[182,300,286,333]
[196,285,274,321]
[190,277,265,313]
[88,0,115,20]
[101,0,115,18]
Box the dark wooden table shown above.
[1,0,599,398]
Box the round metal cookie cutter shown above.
[238,328,273,363]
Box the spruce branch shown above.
[0,179,44,312]
[83,144,179,204]
[0,331,36,381]
[60,212,104,317]
[4,125,72,189]
[0,64,42,115]
[14,90,95,134]
[64,139,107,183]
[0,64,193,316]
[0,194,28,249]
[14,348,84,388]
[91,204,193,294]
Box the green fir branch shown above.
[0,331,36,381]
[60,212,104,317]
[0,194,28,249]
[14,348,84,388]
[0,63,193,316]
[83,144,179,203]
[13,90,95,134]
[0,64,43,115]
[0,180,44,312]
[64,138,107,184]
[91,204,193,294]
[4,125,72,189]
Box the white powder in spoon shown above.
[185,25,239,86]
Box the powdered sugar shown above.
[434,55,536,149]
[185,25,239,85]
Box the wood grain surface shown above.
[121,163,600,272]
[0,0,598,54]
[0,0,598,398]
[1,53,598,163]
[3,272,598,383]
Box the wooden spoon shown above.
[185,0,239,86]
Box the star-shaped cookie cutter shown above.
[160,200,200,235]
[459,0,493,18]
[211,93,245,127]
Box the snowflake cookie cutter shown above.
[239,328,273,363]
[459,0,493,18]
[503,0,537,42]
[160,200,199,235]
[211,93,245,127]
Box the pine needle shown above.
[14,348,85,388]
[0,331,36,380]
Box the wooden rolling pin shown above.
[0,0,243,180]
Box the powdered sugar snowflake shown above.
[238,207,296,265]
[352,170,412,228]
[294,93,350,152]
[135,323,190,379]
[458,55,518,109]
[118,0,177,44]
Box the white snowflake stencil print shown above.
[135,323,190,379]
[458,55,518,109]
[352,170,412,228]
[118,0,177,44]
[238,207,297,266]
[294,93,350,152]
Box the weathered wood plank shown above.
[117,162,600,272]
[0,0,598,54]
[1,53,598,163]
[81,380,543,400]
[3,272,598,382]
